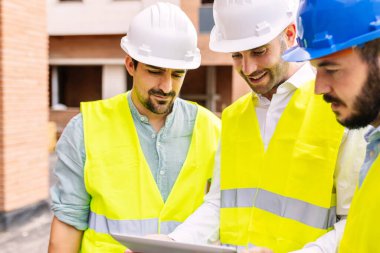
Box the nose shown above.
[241,54,258,76]
[158,72,173,94]
[314,70,332,95]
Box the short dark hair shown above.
[357,38,380,66]
[131,58,139,69]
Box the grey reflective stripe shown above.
[222,240,254,248]
[236,244,255,251]
[221,188,336,230]
[160,221,182,234]
[88,211,158,235]
[221,188,258,208]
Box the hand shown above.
[124,234,174,253]
[240,246,274,253]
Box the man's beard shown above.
[143,89,176,114]
[324,63,380,129]
[242,60,289,95]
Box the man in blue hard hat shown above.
[283,0,380,252]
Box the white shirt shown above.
[169,63,368,253]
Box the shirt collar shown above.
[365,125,380,143]
[256,62,315,103]
[278,62,315,93]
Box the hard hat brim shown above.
[283,29,380,62]
[209,26,281,53]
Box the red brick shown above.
[0,0,49,212]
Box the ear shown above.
[284,23,297,47]
[125,55,135,77]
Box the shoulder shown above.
[178,98,220,123]
[175,97,198,121]
[61,113,83,139]
[80,93,127,113]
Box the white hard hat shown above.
[209,0,300,53]
[121,2,201,70]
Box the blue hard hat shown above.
[283,0,380,62]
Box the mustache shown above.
[249,70,267,77]
[323,94,346,106]
[148,89,176,97]
[242,69,268,78]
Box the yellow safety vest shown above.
[79,93,221,252]
[220,80,344,253]
[339,156,380,252]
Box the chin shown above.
[250,85,271,95]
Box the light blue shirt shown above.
[358,125,380,188]
[51,93,198,230]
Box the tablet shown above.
[112,234,236,253]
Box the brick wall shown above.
[49,35,125,60]
[0,0,49,212]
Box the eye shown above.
[252,48,266,56]
[324,67,339,75]
[147,69,162,75]
[232,53,242,59]
[326,70,338,74]
[172,73,184,78]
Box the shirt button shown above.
[151,134,156,139]
[159,170,165,175]
[157,142,161,146]
[140,116,145,122]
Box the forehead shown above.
[311,48,357,67]
[234,36,282,54]
[143,64,186,73]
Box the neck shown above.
[263,62,304,101]
[131,90,167,132]
[262,87,278,100]
[371,114,380,128]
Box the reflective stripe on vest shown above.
[88,211,182,235]
[339,156,380,253]
[221,189,336,230]
[80,93,221,253]
[160,221,182,234]
[220,80,344,252]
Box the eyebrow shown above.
[254,44,268,50]
[146,64,186,74]
[316,60,339,68]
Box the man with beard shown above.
[283,0,380,251]
[163,0,367,253]
[48,3,221,253]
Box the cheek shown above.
[232,60,242,71]
[138,76,156,91]
[335,72,364,105]
[260,55,281,70]
[173,80,184,93]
